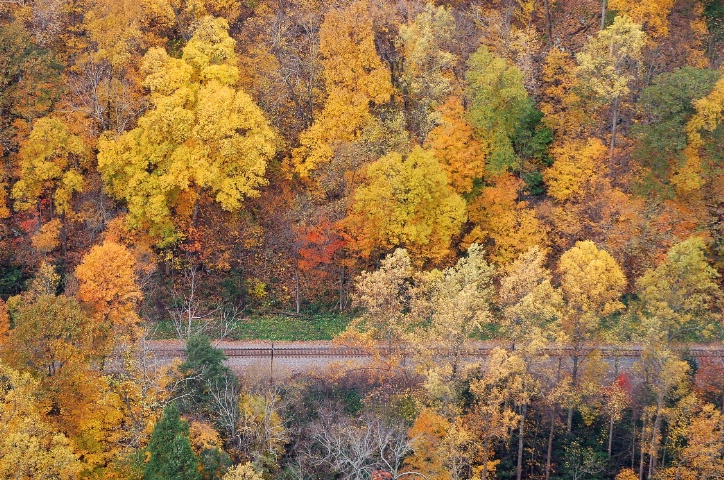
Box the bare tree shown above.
[308,410,420,480]
[169,266,242,342]
[208,373,241,441]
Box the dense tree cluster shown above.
[0,0,723,478]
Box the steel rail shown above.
[149,344,724,359]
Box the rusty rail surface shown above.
[150,344,724,359]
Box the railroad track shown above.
[150,344,724,359]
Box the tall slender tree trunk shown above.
[544,0,553,42]
[648,407,662,479]
[192,187,205,225]
[482,436,490,480]
[608,415,615,456]
[601,0,607,29]
[546,357,562,480]
[517,403,527,480]
[639,412,647,480]
[632,421,636,469]
[567,354,579,433]
[338,263,345,311]
[295,266,300,314]
[609,95,620,168]
[546,406,555,480]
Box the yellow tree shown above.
[425,96,486,195]
[559,241,626,341]
[634,346,691,478]
[343,146,466,265]
[223,463,264,480]
[404,409,453,480]
[0,361,81,479]
[399,2,457,141]
[352,248,414,354]
[235,0,325,140]
[8,294,95,377]
[498,246,565,480]
[499,245,564,349]
[467,348,524,480]
[540,47,591,140]
[69,0,162,138]
[658,403,724,480]
[158,0,244,41]
[75,240,143,345]
[75,241,142,327]
[576,15,646,164]
[0,299,8,348]
[12,116,87,217]
[6,292,128,473]
[98,16,276,245]
[544,137,608,203]
[558,240,626,430]
[291,0,392,179]
[465,172,547,264]
[425,243,495,376]
[608,0,674,38]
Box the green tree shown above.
[465,46,530,174]
[634,67,721,195]
[636,237,721,342]
[179,334,239,432]
[98,16,276,245]
[145,403,202,480]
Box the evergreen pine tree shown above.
[145,403,201,480]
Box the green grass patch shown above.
[148,313,353,341]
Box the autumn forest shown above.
[0,0,723,478]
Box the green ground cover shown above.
[150,313,353,341]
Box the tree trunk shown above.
[546,358,562,480]
[632,421,636,469]
[517,403,527,480]
[482,436,490,480]
[639,412,647,480]
[546,406,556,480]
[338,263,345,311]
[567,354,579,433]
[295,267,300,314]
[601,0,607,30]
[648,407,662,479]
[608,415,615,456]
[192,186,205,226]
[609,95,620,168]
[544,0,553,42]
